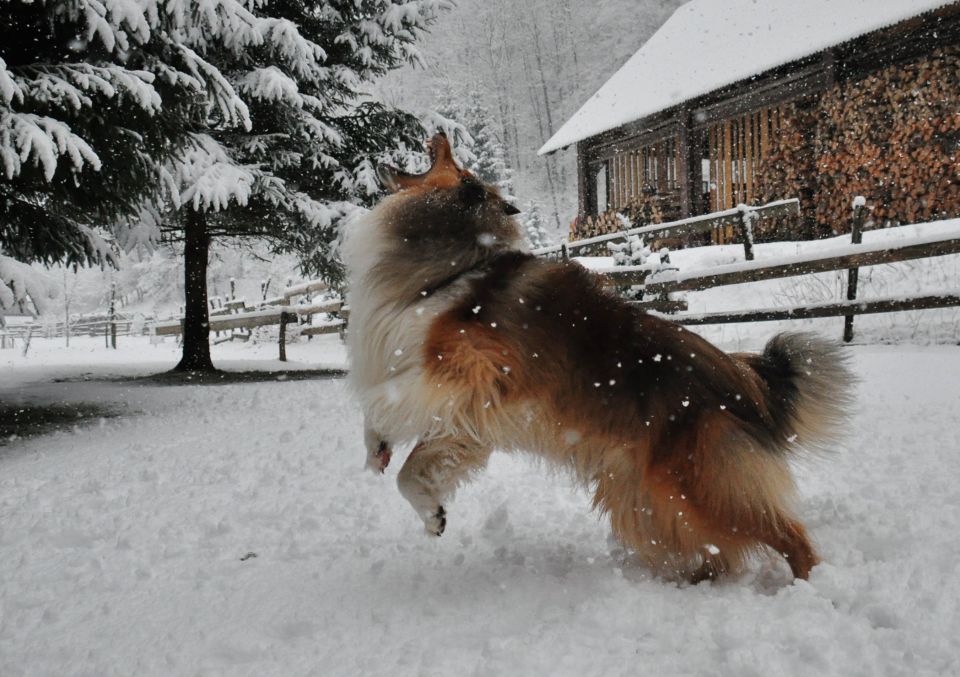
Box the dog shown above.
[343,133,853,582]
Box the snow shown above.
[0,112,102,181]
[539,0,953,154]
[0,255,59,315]
[2,338,960,675]
[3,214,960,674]
[640,219,960,287]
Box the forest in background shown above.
[378,0,685,235]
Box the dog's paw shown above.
[424,505,446,537]
[365,440,392,474]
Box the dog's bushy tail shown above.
[742,332,856,454]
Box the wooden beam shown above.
[301,322,346,336]
[283,279,328,301]
[668,292,960,326]
[534,199,800,259]
[643,235,960,294]
[723,121,732,227]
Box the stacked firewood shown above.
[753,99,819,240]
[814,46,960,229]
[757,47,959,236]
[573,192,674,241]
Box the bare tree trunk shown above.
[174,209,215,372]
[526,11,564,229]
[63,269,71,347]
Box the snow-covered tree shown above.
[520,201,553,249]
[0,254,57,317]
[1,0,449,368]
[155,0,450,371]
[435,88,513,198]
[0,0,258,270]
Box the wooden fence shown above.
[582,199,960,341]
[6,199,955,356]
[141,197,960,351]
[532,198,800,263]
[149,279,346,361]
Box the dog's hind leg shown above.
[397,436,492,536]
[755,517,820,580]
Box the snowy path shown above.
[1,346,959,676]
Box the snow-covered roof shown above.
[539,0,954,155]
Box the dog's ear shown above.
[377,165,403,193]
[378,164,435,193]
[378,133,462,193]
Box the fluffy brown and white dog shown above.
[344,133,853,582]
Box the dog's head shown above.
[378,133,520,212]
[375,133,522,253]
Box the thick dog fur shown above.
[344,134,854,582]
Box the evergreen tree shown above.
[158,0,448,371]
[436,88,513,197]
[0,0,265,314]
[1,1,447,369]
[520,201,553,250]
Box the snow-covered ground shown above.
[2,334,959,675]
[3,229,960,676]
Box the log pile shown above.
[752,100,818,240]
[573,191,681,241]
[814,46,960,229]
[757,46,960,235]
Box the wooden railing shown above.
[149,278,346,361]
[532,198,800,262]
[576,200,960,341]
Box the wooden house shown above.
[540,0,960,242]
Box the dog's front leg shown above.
[397,436,492,536]
[363,418,392,474]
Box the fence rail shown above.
[669,291,960,326]
[592,229,960,294]
[532,198,800,261]
[534,198,960,342]
[147,278,343,360]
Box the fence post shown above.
[108,280,117,349]
[736,205,755,261]
[561,241,569,262]
[843,197,867,343]
[278,311,293,362]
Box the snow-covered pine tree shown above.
[157,0,449,371]
[0,0,261,315]
[435,88,513,198]
[520,201,553,250]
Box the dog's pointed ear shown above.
[378,133,462,193]
[378,164,427,193]
[502,201,521,216]
[426,132,456,170]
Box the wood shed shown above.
[540,0,960,243]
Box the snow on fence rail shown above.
[148,278,344,361]
[574,200,960,340]
[532,198,800,262]
[595,227,960,292]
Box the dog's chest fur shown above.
[343,208,482,444]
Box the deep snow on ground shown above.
[1,339,959,676]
